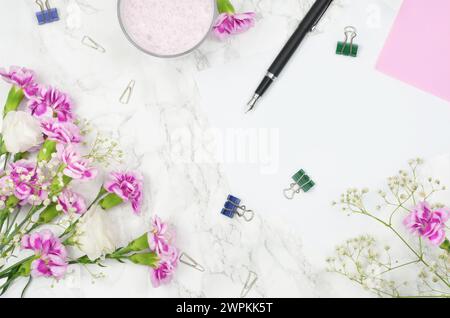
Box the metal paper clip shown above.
[119,80,135,104]
[336,26,358,57]
[283,169,315,200]
[81,36,106,53]
[240,271,258,298]
[221,195,254,222]
[35,0,59,25]
[179,252,205,272]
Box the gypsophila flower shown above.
[86,134,124,167]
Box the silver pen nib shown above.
[246,94,260,113]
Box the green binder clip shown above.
[336,26,358,57]
[283,169,315,200]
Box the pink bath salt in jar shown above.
[118,0,216,57]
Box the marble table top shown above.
[3,0,446,298]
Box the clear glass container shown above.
[117,0,216,58]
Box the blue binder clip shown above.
[221,195,254,222]
[35,0,59,25]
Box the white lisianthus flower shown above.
[75,205,116,261]
[2,111,43,153]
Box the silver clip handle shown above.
[283,183,300,200]
[340,26,357,54]
[35,0,45,11]
[235,206,255,222]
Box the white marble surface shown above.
[1,0,448,298]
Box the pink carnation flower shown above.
[213,12,256,40]
[41,119,82,144]
[104,171,143,214]
[28,86,74,122]
[150,246,179,288]
[5,160,48,205]
[0,66,39,98]
[21,230,68,279]
[56,144,97,181]
[148,215,176,255]
[57,189,87,215]
[404,201,449,246]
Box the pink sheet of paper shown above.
[376,0,450,102]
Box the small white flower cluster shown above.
[326,235,405,297]
[329,159,450,297]
[86,133,124,167]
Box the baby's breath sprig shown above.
[329,159,450,297]
[73,118,93,137]
[327,235,405,297]
[84,133,124,167]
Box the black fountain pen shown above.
[247,0,333,112]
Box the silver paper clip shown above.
[81,36,106,53]
[119,80,135,104]
[179,252,205,272]
[240,270,258,298]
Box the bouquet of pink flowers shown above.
[0,67,180,296]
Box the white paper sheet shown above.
[194,0,450,247]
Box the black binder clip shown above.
[221,195,254,222]
[36,0,59,25]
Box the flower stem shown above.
[60,187,107,242]
[0,206,40,255]
[362,209,450,288]
[216,0,235,14]
[3,86,24,117]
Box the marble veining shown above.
[0,0,400,298]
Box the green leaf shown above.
[129,252,159,267]
[439,238,450,253]
[50,164,71,194]
[99,193,124,211]
[76,255,95,265]
[37,204,60,225]
[6,196,19,209]
[0,136,7,156]
[13,152,28,162]
[115,233,149,256]
[37,140,57,162]
[128,233,149,252]
[216,0,235,14]
[3,86,24,117]
[18,259,33,277]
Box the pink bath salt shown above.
[119,0,215,57]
